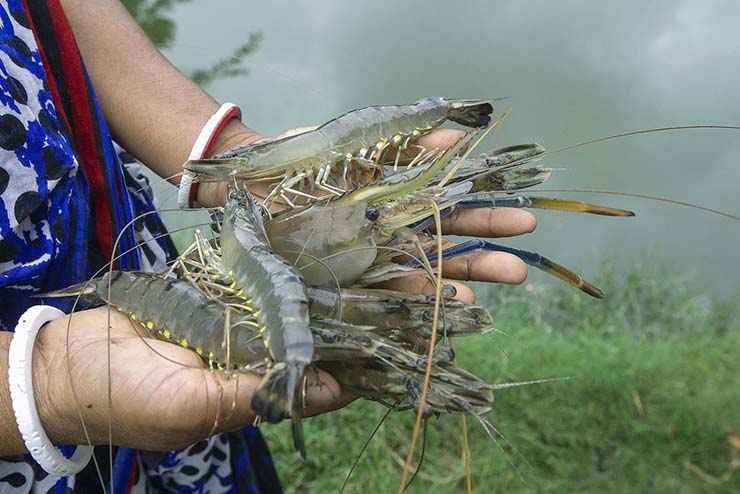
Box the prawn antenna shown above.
[467,124,740,184]
[398,201,445,493]
[403,418,429,491]
[340,408,392,494]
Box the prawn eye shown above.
[365,207,380,221]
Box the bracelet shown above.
[178,103,242,209]
[8,305,94,477]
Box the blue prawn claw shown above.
[403,239,605,299]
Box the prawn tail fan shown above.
[251,361,307,456]
[252,362,306,458]
[449,99,494,127]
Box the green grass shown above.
[261,264,740,493]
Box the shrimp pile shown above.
[53,98,649,471]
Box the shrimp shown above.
[180,228,494,342]
[307,286,493,338]
[48,268,500,434]
[183,97,494,207]
[49,270,491,369]
[48,271,268,367]
[216,184,314,457]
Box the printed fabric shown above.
[0,0,282,492]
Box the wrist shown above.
[179,104,265,209]
[193,118,267,207]
[206,118,266,158]
[8,307,93,475]
[194,120,265,207]
[31,316,84,446]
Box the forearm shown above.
[59,0,262,184]
[1,313,102,456]
[3,306,349,455]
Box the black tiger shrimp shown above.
[51,251,497,460]
[52,270,495,415]
[217,184,312,450]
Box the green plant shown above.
[121,0,260,87]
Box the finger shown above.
[376,275,477,303]
[302,368,357,416]
[438,207,537,237]
[396,235,528,284]
[413,128,467,155]
[389,236,529,283]
[440,250,528,285]
[204,367,353,427]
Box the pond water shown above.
[155,0,740,294]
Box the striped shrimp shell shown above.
[220,185,313,428]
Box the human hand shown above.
[374,128,537,303]
[32,307,353,452]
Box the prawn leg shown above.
[402,239,605,299]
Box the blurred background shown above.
[124,1,739,492]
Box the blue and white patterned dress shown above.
[0,1,281,492]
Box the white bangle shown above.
[178,102,242,209]
[8,305,93,476]
[177,171,198,209]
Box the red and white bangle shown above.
[178,103,242,209]
[8,305,94,476]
